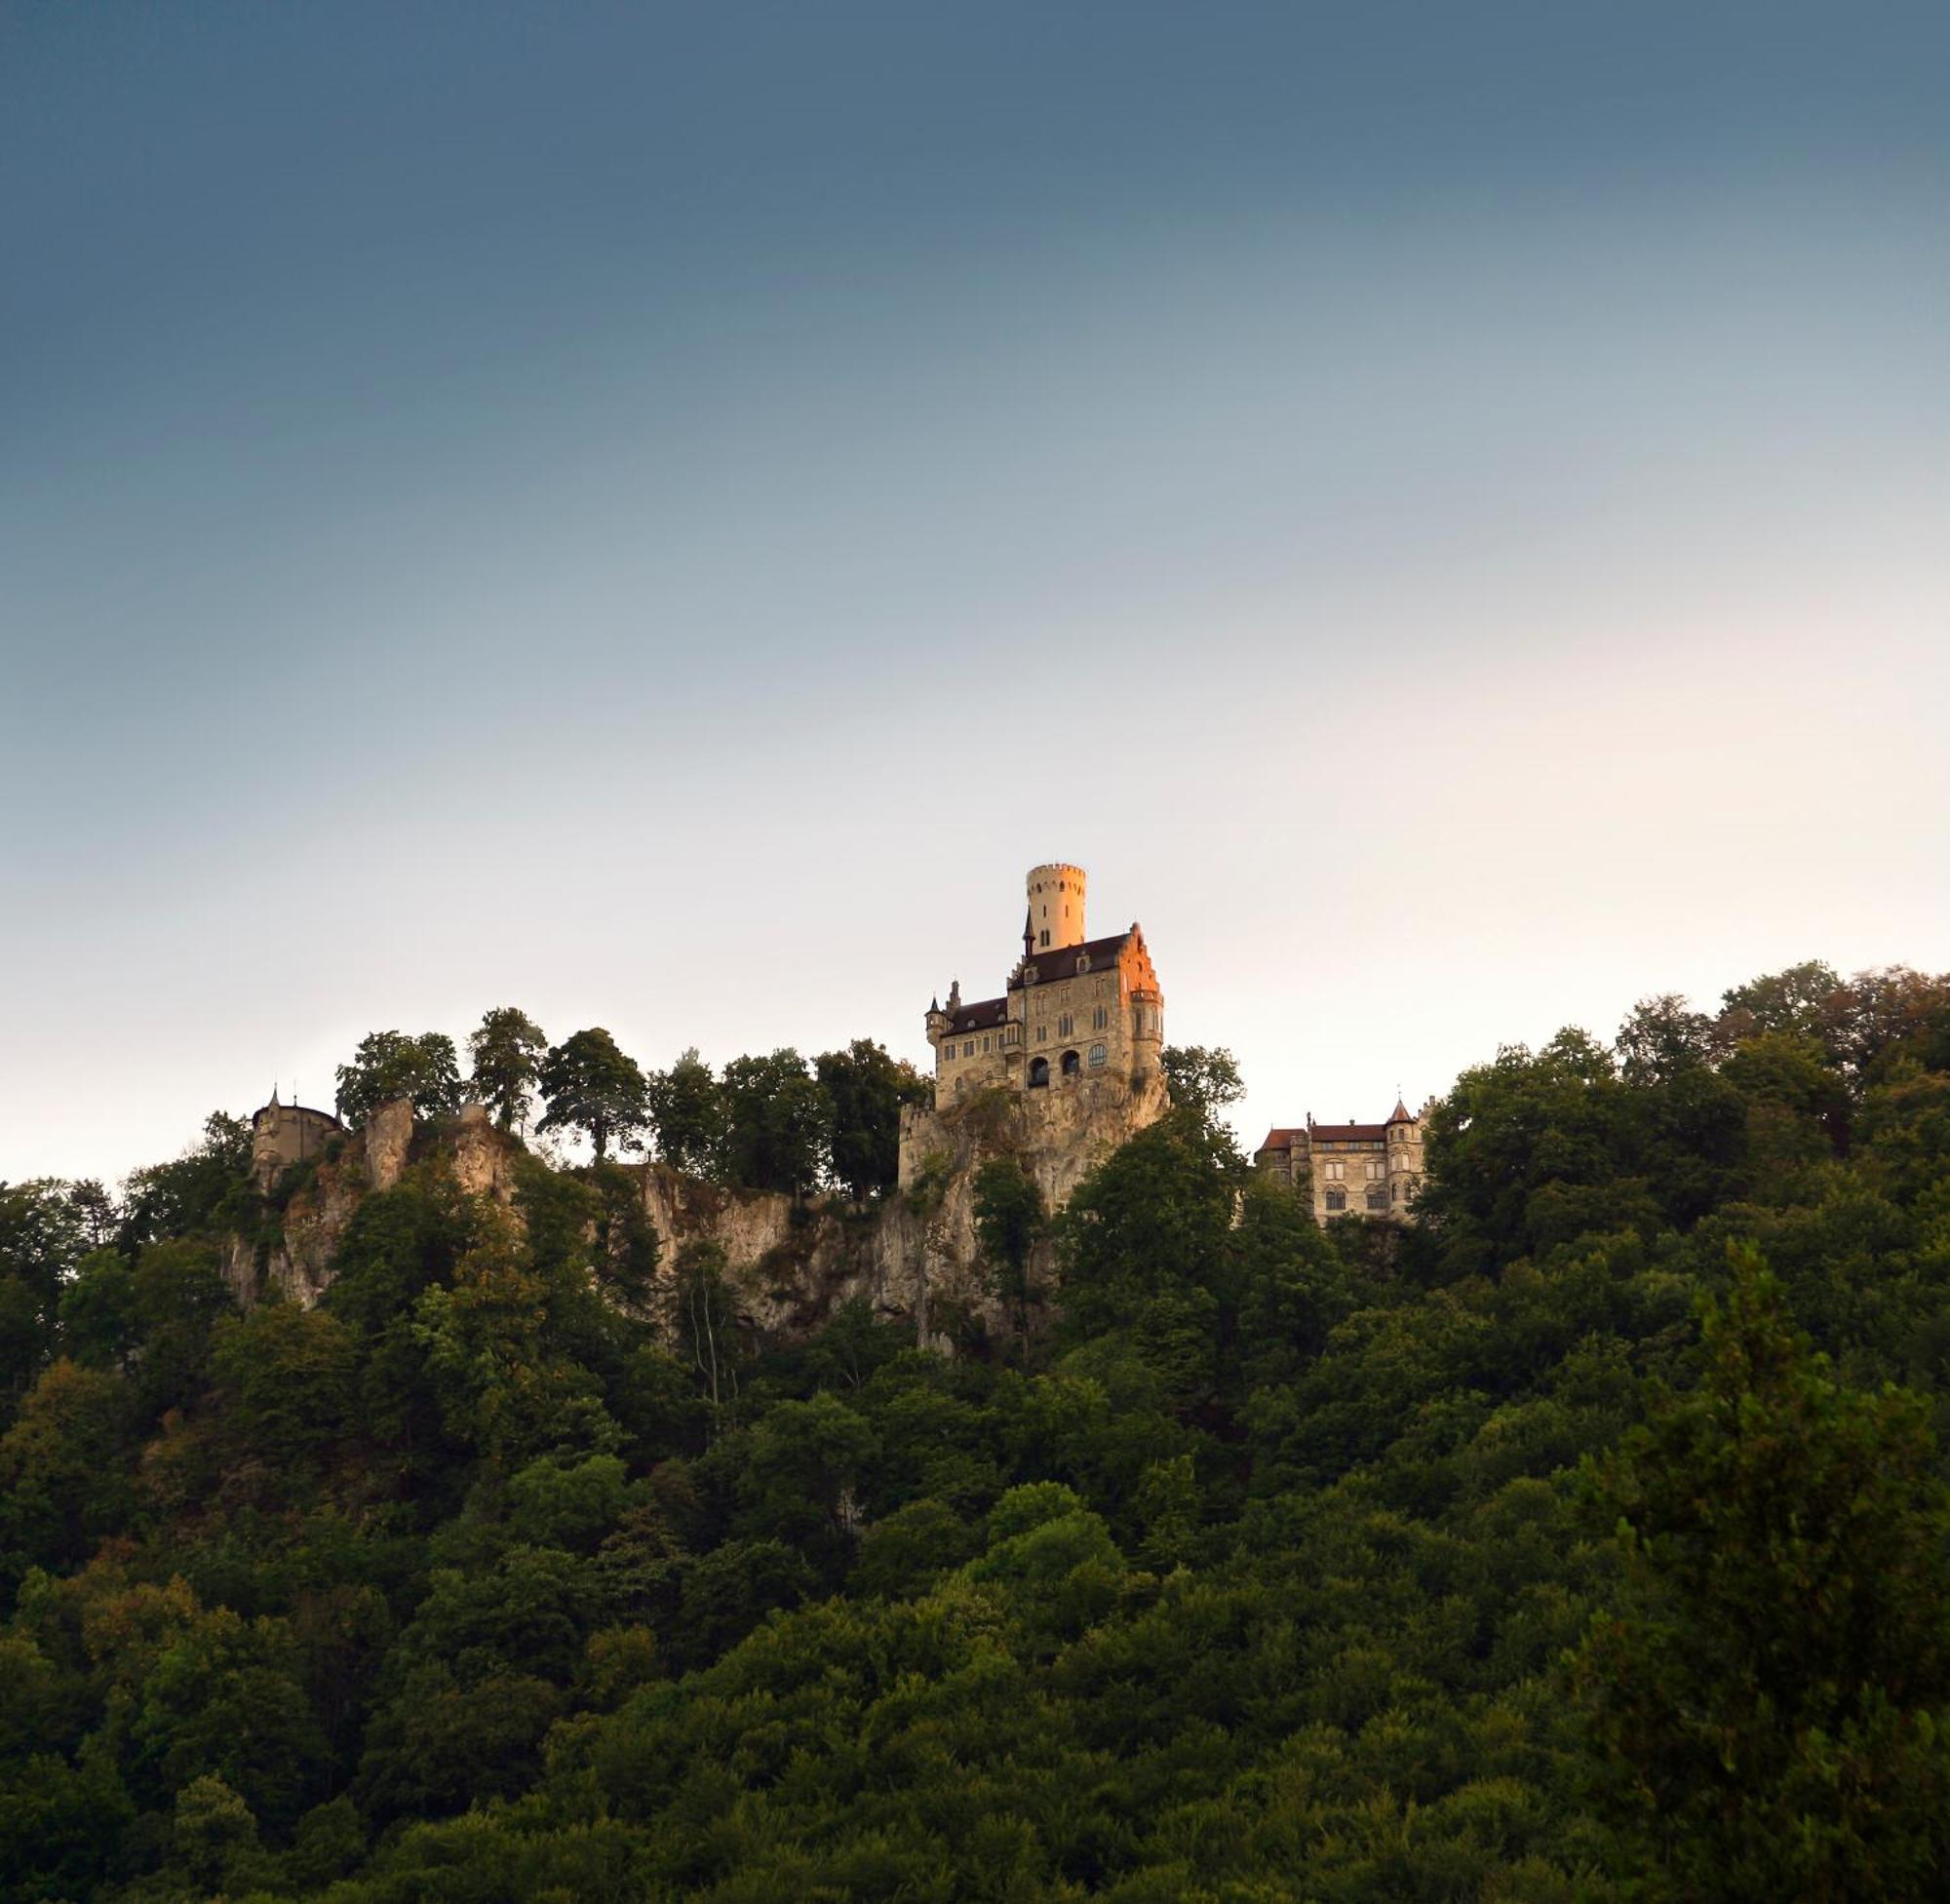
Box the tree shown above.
[0,1181,88,1410]
[721,1049,830,1193]
[468,1007,548,1132]
[644,1048,728,1176]
[817,1039,928,1200]
[0,1358,131,1583]
[973,1158,1045,1363]
[336,1030,461,1126]
[536,1028,649,1161]
[58,1247,139,1373]
[1160,1045,1246,1127]
[117,1111,252,1250]
[1573,1249,1950,1900]
[1616,992,1723,1085]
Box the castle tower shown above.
[1026,863,1087,953]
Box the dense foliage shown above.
[4,961,1950,1900]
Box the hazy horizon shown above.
[5,3,1947,1186]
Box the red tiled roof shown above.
[1313,1121,1388,1143]
[1257,1127,1306,1153]
[1010,931,1132,990]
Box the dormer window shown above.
[1075,954,1090,973]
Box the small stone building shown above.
[1256,1101,1429,1224]
[251,1090,343,1186]
[923,863,1164,1107]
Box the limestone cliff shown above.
[224,1074,1167,1351]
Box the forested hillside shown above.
[4,960,1950,1902]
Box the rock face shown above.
[224,1076,1168,1350]
[224,1099,520,1308]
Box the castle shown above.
[923,863,1165,1106]
[900,861,1427,1228]
[1254,1107,1430,1224]
[251,1090,343,1186]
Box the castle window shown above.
[1075,954,1090,973]
[1039,929,1050,948]
[1325,1188,1346,1213]
[1366,1186,1386,1212]
[981,1036,990,1052]
[1061,1049,1081,1077]
[963,1042,974,1057]
[1058,1014,1073,1037]
[1088,1042,1107,1068]
[1093,1005,1107,1030]
[1029,1056,1050,1088]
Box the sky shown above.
[2,2,1947,1185]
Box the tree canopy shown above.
[4,958,1950,1901]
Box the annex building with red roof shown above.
[1255,1101,1431,1224]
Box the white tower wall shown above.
[1027,863,1087,952]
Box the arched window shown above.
[1366,1186,1386,1211]
[1324,1187,1346,1213]
[1061,1049,1081,1077]
[1029,1056,1050,1088]
[1088,1042,1107,1068]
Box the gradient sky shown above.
[3,2,1947,1185]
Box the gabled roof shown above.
[944,995,1011,1034]
[1256,1127,1306,1154]
[1010,930,1133,990]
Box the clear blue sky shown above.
[3,3,1947,1183]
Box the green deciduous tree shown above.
[1160,1043,1246,1126]
[1574,1248,1950,1900]
[116,1110,252,1250]
[536,1027,649,1161]
[721,1048,829,1193]
[817,1038,928,1200]
[644,1047,727,1176]
[335,1030,462,1126]
[467,1006,548,1131]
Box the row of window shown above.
[945,1008,1113,1063]
[1028,1045,1107,1085]
[1319,1159,1390,1182]
[1322,1178,1421,1214]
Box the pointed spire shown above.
[1023,906,1034,959]
[1387,1096,1413,1123]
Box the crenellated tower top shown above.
[1026,862,1086,952]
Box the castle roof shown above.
[944,995,1011,1034]
[1009,929,1134,991]
[252,1101,344,1131]
[1257,1127,1306,1154]
[1387,1098,1414,1124]
[1311,1120,1389,1143]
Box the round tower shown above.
[1026,862,1087,952]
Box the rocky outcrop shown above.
[225,1076,1168,1350]
[224,1098,525,1308]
